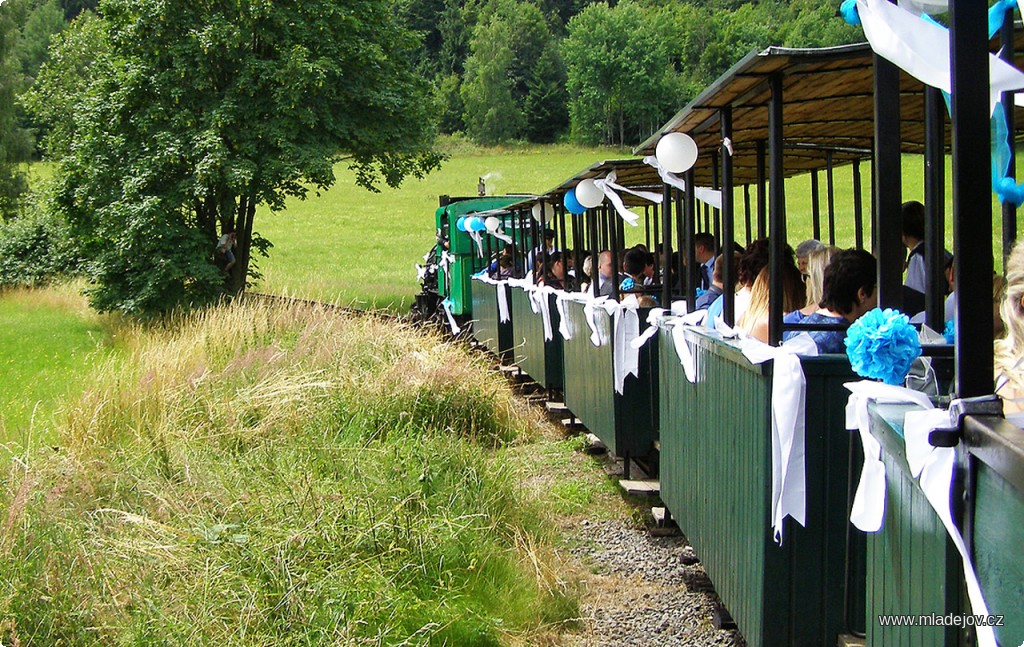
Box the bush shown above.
[0,203,80,287]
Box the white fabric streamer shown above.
[496,282,510,323]
[492,230,513,245]
[555,294,574,340]
[612,296,641,394]
[643,156,723,210]
[671,324,698,384]
[594,170,663,227]
[739,332,818,543]
[468,230,484,257]
[904,408,997,647]
[631,308,668,350]
[441,298,461,335]
[439,250,455,286]
[857,0,1024,115]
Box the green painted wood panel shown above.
[658,328,864,647]
[865,405,963,647]
[971,460,1024,647]
[562,300,618,454]
[561,300,658,460]
[470,280,513,360]
[509,288,563,391]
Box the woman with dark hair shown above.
[784,248,878,353]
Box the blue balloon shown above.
[563,189,586,215]
[455,216,468,232]
[468,216,487,232]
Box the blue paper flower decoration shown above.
[695,288,707,298]
[943,319,955,345]
[845,308,922,385]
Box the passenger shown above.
[694,252,731,311]
[706,238,773,330]
[620,248,647,293]
[526,228,558,280]
[636,295,658,307]
[694,232,717,290]
[785,245,840,324]
[579,256,593,294]
[739,264,806,343]
[995,239,1024,418]
[597,250,615,298]
[795,239,825,277]
[901,200,952,316]
[488,246,514,279]
[642,251,656,286]
[539,251,567,290]
[783,248,878,354]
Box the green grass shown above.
[257,145,1013,312]
[0,285,113,449]
[255,139,627,311]
[0,298,579,645]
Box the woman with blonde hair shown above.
[996,239,1024,419]
[786,245,841,323]
[739,264,806,343]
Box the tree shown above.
[0,2,33,219]
[28,0,442,315]
[461,17,523,144]
[563,2,682,146]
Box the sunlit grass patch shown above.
[0,298,579,645]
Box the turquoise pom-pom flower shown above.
[845,308,922,385]
[943,319,955,344]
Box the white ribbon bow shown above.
[594,170,663,227]
[643,156,723,210]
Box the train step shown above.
[618,479,659,495]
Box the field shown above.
[256,139,1001,311]
[0,284,113,449]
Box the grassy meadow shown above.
[0,297,599,645]
[256,140,1010,312]
[0,284,113,450]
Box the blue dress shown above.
[783,312,847,354]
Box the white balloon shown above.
[575,179,605,208]
[484,216,501,233]
[656,132,699,174]
[531,202,554,222]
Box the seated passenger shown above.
[996,240,1024,419]
[739,264,806,343]
[620,248,647,292]
[785,245,839,324]
[795,239,825,278]
[783,248,878,354]
[539,251,568,290]
[707,238,773,330]
[597,250,615,298]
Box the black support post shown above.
[826,151,836,246]
[924,86,946,330]
[721,107,736,326]
[873,54,904,311]
[811,169,822,242]
[768,74,786,345]
[853,159,865,250]
[757,139,767,238]
[950,0,993,397]
[744,185,753,246]
[685,171,699,307]
[661,183,672,306]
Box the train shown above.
[415,13,1024,647]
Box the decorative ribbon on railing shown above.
[852,0,1024,116]
[555,293,574,340]
[582,298,611,348]
[844,382,996,647]
[593,170,663,227]
[492,230,513,245]
[642,156,723,210]
[441,298,461,335]
[991,103,1024,206]
[474,273,512,323]
[739,332,819,544]
[612,296,641,394]
[439,250,455,286]
[468,230,484,257]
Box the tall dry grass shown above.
[0,298,577,645]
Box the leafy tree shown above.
[461,17,522,144]
[28,0,443,315]
[563,2,682,146]
[461,0,566,144]
[0,3,33,218]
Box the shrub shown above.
[0,203,80,287]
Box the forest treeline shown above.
[0,0,859,314]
